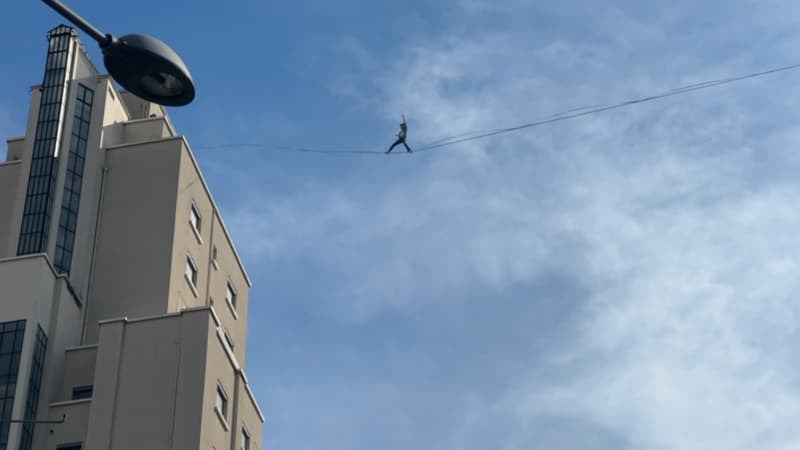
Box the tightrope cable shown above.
[196,62,800,155]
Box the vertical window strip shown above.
[0,320,26,450]
[54,84,93,274]
[17,26,75,257]
[18,326,47,450]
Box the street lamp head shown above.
[41,0,196,106]
[102,34,195,107]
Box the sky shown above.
[4,0,800,449]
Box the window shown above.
[16,26,73,257]
[19,326,47,450]
[223,328,234,351]
[185,255,198,287]
[57,444,82,450]
[226,282,237,309]
[71,385,93,400]
[211,245,219,270]
[215,384,228,418]
[189,202,202,233]
[0,320,25,449]
[241,426,251,450]
[53,83,94,275]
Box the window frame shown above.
[56,444,82,450]
[223,327,235,351]
[185,254,199,287]
[215,383,228,418]
[189,201,202,233]
[71,384,93,400]
[241,425,251,450]
[225,281,237,309]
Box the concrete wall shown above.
[157,140,253,365]
[55,346,98,402]
[0,255,83,450]
[234,376,264,450]
[198,307,264,450]
[122,117,173,143]
[199,311,240,450]
[41,399,92,449]
[0,48,111,300]
[82,308,261,450]
[5,138,24,162]
[0,161,21,258]
[169,140,211,313]
[4,87,42,258]
[84,139,183,343]
[207,209,252,366]
[57,75,108,302]
[119,92,166,120]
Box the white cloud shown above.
[224,1,800,448]
[515,170,800,448]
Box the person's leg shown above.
[402,141,413,152]
[386,138,402,153]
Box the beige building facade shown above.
[0,25,263,450]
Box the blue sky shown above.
[4,1,800,449]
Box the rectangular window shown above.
[241,426,250,450]
[17,26,74,257]
[19,325,47,450]
[215,384,228,418]
[57,444,82,450]
[71,385,93,400]
[189,202,202,233]
[223,328,234,351]
[225,282,237,309]
[53,83,94,274]
[185,255,198,287]
[0,320,25,450]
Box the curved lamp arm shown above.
[40,0,196,106]
[41,0,111,46]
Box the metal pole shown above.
[0,414,67,424]
[41,0,111,45]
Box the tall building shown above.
[0,25,264,450]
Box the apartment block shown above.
[0,25,264,450]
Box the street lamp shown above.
[41,0,196,106]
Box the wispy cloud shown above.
[221,1,800,448]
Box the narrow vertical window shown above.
[215,384,228,418]
[54,83,94,274]
[189,201,201,233]
[18,26,76,257]
[185,255,198,287]
[19,326,47,450]
[0,320,26,449]
[225,281,237,309]
[223,328,234,351]
[241,426,251,450]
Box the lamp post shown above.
[41,0,196,106]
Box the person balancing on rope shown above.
[386,114,413,154]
